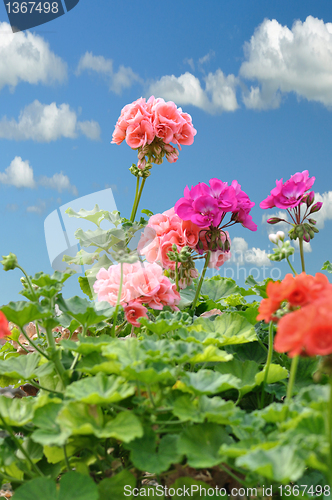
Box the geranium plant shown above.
[0,98,331,500]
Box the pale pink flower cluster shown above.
[138,207,231,273]
[93,261,180,327]
[111,96,197,164]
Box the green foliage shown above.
[1,231,331,496]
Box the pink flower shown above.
[123,302,148,327]
[260,170,315,210]
[126,119,154,149]
[175,178,256,231]
[208,249,231,270]
[93,261,180,316]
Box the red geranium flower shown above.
[0,311,11,339]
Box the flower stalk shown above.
[286,354,299,401]
[191,251,211,314]
[260,321,274,409]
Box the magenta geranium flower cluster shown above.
[260,170,322,242]
[111,96,197,167]
[175,178,258,232]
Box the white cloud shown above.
[293,239,312,253]
[240,16,332,109]
[228,236,271,266]
[0,156,77,195]
[198,50,215,66]
[0,22,67,91]
[148,70,239,114]
[77,121,101,141]
[183,58,195,71]
[312,191,332,229]
[76,51,141,94]
[26,200,47,215]
[0,100,101,142]
[0,156,36,188]
[39,172,78,196]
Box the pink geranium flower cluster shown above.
[175,178,257,232]
[111,96,197,165]
[260,170,315,210]
[138,207,231,271]
[93,261,180,327]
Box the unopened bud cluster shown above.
[130,138,179,178]
[288,222,319,243]
[167,245,199,289]
[268,231,295,262]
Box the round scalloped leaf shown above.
[65,373,135,404]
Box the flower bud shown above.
[172,244,177,252]
[309,202,323,214]
[224,240,230,252]
[303,231,311,243]
[1,253,18,271]
[308,218,316,225]
[269,233,278,244]
[276,231,285,241]
[267,217,283,224]
[305,191,315,207]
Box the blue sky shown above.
[1,0,332,305]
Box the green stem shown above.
[45,326,67,386]
[111,262,123,337]
[218,463,248,488]
[327,376,332,490]
[147,386,156,409]
[29,380,63,397]
[286,354,299,401]
[298,237,306,273]
[0,413,44,477]
[133,177,146,221]
[130,176,140,223]
[16,339,30,353]
[63,445,71,471]
[19,327,50,360]
[17,265,38,302]
[175,262,179,293]
[0,471,24,484]
[256,336,268,354]
[286,257,297,276]
[191,251,211,314]
[260,321,274,409]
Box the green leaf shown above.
[237,303,260,325]
[0,396,36,426]
[31,269,76,288]
[172,395,239,425]
[177,423,232,468]
[63,248,102,266]
[98,470,136,500]
[215,359,288,398]
[183,312,257,347]
[57,402,143,442]
[178,283,196,308]
[176,370,241,395]
[321,260,332,273]
[65,373,135,404]
[61,335,113,354]
[201,277,240,302]
[0,302,52,328]
[31,402,69,446]
[0,352,53,380]
[125,429,182,474]
[245,276,273,299]
[56,295,114,328]
[74,226,125,251]
[12,472,99,500]
[236,445,306,483]
[78,276,93,300]
[65,205,109,227]
[139,311,192,335]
